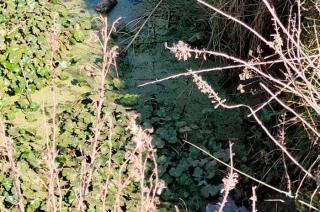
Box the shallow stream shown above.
[84,0,246,210]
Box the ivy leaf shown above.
[26,198,41,211]
[112,78,125,90]
[152,135,165,148]
[155,127,177,144]
[260,108,272,123]
[56,155,66,164]
[118,94,139,106]
[169,166,184,178]
[112,150,126,164]
[36,67,49,77]
[29,102,40,112]
[8,45,23,64]
[193,167,203,178]
[204,160,217,179]
[17,98,29,109]
[66,191,76,204]
[25,112,37,122]
[157,155,169,165]
[178,174,192,186]
[63,119,75,132]
[73,24,85,42]
[58,72,69,81]
[2,177,13,191]
[200,184,220,198]
[2,60,19,71]
[62,168,78,182]
[26,0,36,11]
[0,15,7,23]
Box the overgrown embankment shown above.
[1,0,319,211]
[0,1,151,211]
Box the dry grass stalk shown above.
[113,116,163,212]
[144,3,320,205]
[77,15,120,211]
[250,186,258,212]
[0,121,25,212]
[0,205,9,212]
[217,141,238,212]
[309,184,320,211]
[198,0,271,47]
[200,0,320,119]
[139,0,320,181]
[45,18,63,211]
[295,156,320,199]
[276,113,292,195]
[123,0,163,53]
[186,140,320,211]
[139,53,320,87]
[129,117,161,211]
[101,116,114,212]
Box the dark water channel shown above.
[84,0,248,210]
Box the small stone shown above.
[96,0,118,13]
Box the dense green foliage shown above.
[134,100,254,210]
[1,0,56,97]
[0,0,153,210]
[0,0,53,101]
[0,0,91,114]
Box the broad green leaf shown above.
[155,127,177,144]
[36,67,49,77]
[152,135,165,148]
[8,45,23,64]
[73,24,85,42]
[200,184,220,198]
[193,167,203,178]
[2,177,13,191]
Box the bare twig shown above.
[250,186,258,212]
[123,0,164,52]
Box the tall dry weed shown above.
[77,15,120,210]
[0,121,24,212]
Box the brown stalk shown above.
[0,121,25,212]
[77,15,120,210]
[46,17,63,210]
[218,141,238,212]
